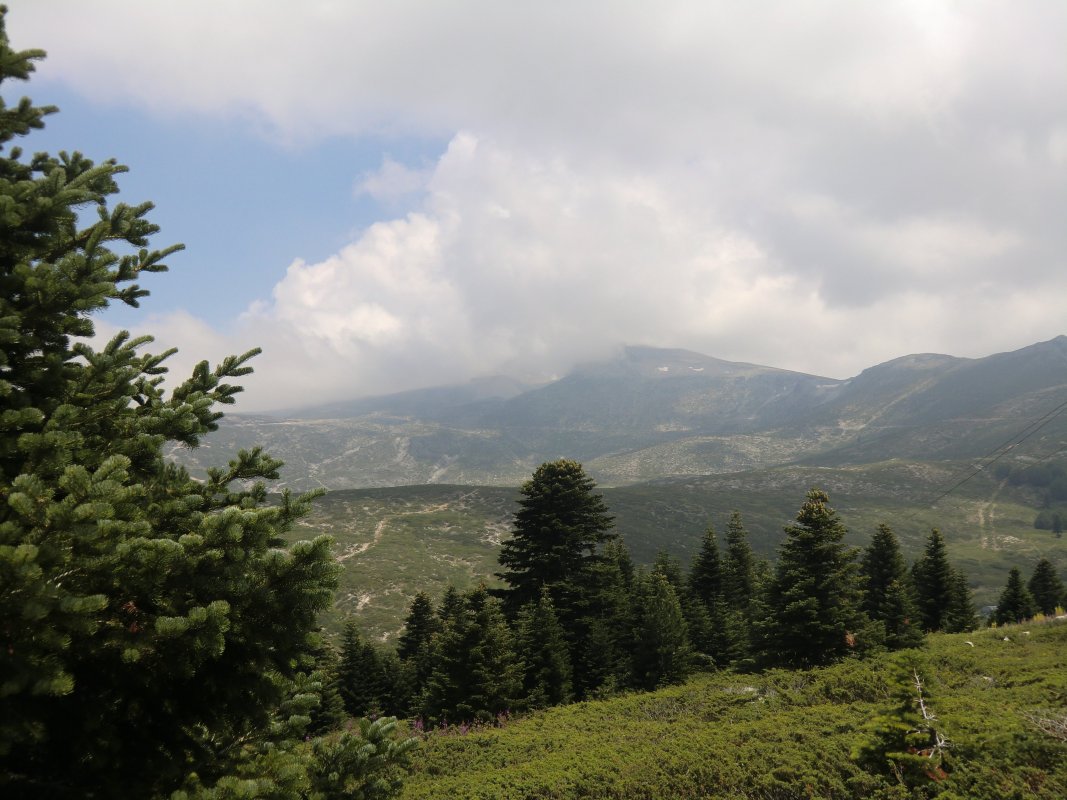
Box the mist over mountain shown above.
[175,336,1067,490]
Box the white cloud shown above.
[355,157,432,203]
[11,2,1067,410]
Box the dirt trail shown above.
[978,478,1007,549]
[337,517,389,562]
[335,491,480,562]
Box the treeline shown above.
[993,460,1067,533]
[991,559,1066,625]
[321,460,1009,726]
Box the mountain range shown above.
[175,335,1067,491]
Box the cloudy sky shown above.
[10,1,1067,411]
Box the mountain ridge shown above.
[176,336,1067,490]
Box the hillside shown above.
[398,621,1067,799]
[290,459,1067,640]
[179,336,1067,490]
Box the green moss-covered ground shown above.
[400,621,1067,799]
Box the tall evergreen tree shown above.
[437,584,466,627]
[338,622,386,718]
[993,568,1036,626]
[0,15,412,797]
[458,587,524,722]
[394,591,440,714]
[496,459,616,617]
[652,549,686,593]
[722,510,758,612]
[516,587,573,708]
[629,570,691,690]
[685,525,728,663]
[571,538,633,695]
[495,460,616,697]
[757,489,868,668]
[860,525,922,649]
[944,569,978,633]
[688,524,723,607]
[397,591,440,661]
[1028,558,1065,616]
[911,530,955,632]
[307,641,348,735]
[421,587,523,724]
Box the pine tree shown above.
[437,583,466,626]
[860,524,922,649]
[338,622,386,718]
[1028,558,1065,616]
[0,14,372,797]
[688,524,723,607]
[944,569,978,633]
[421,586,523,724]
[307,641,348,735]
[394,591,440,714]
[685,525,729,664]
[629,570,691,690]
[461,587,524,722]
[722,510,758,612]
[993,567,1036,626]
[911,529,955,632]
[571,539,633,696]
[757,488,868,668]
[496,459,616,618]
[516,587,573,708]
[495,459,616,697]
[397,591,440,661]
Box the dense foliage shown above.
[340,472,1035,732]
[399,621,1067,799]
[0,12,412,797]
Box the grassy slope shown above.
[288,461,1067,640]
[400,621,1067,799]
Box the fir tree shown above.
[993,567,1036,626]
[757,488,868,668]
[880,579,925,649]
[495,460,617,697]
[629,570,691,690]
[437,584,466,626]
[394,591,440,714]
[722,510,758,612]
[652,549,686,593]
[307,641,348,735]
[397,591,440,661]
[685,525,729,664]
[571,539,633,695]
[0,14,406,797]
[944,569,978,633]
[338,622,386,718]
[687,524,723,607]
[461,587,524,722]
[1028,558,1065,616]
[860,524,922,649]
[496,459,616,619]
[422,587,523,724]
[516,587,573,708]
[911,529,955,632]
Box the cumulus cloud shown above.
[12,1,1067,410]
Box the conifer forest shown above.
[2,8,1066,799]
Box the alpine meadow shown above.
[3,5,1067,800]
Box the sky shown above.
[8,1,1067,412]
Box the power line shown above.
[907,394,1067,518]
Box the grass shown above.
[398,621,1067,799]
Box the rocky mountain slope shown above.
[174,336,1067,490]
